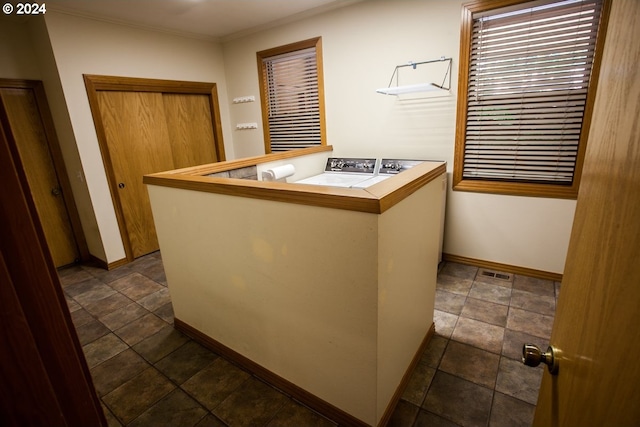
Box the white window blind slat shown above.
[262,45,321,152]
[462,0,604,184]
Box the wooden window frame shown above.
[257,37,327,154]
[453,0,611,199]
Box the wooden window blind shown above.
[454,0,609,198]
[258,38,325,153]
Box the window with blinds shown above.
[454,0,609,198]
[257,38,326,153]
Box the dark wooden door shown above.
[0,114,105,426]
[0,82,80,267]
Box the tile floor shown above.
[58,253,558,427]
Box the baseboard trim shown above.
[107,257,128,270]
[442,253,563,282]
[87,255,128,271]
[174,318,434,427]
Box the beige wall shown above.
[40,12,233,263]
[1,0,577,273]
[0,21,41,79]
[222,0,576,274]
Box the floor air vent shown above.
[479,268,512,282]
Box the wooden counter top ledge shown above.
[143,145,446,214]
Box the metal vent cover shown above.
[478,268,512,282]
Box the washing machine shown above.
[295,157,378,188]
[351,158,425,188]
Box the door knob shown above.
[51,186,61,196]
[118,182,125,189]
[522,344,559,375]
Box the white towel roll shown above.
[263,164,295,181]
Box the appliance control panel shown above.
[379,159,425,174]
[325,158,377,174]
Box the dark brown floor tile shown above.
[495,357,543,405]
[109,272,164,301]
[440,263,478,280]
[129,252,163,272]
[67,255,557,427]
[388,399,420,427]
[423,371,493,427]
[181,357,250,410]
[510,289,556,316]
[402,361,436,406]
[433,310,458,338]
[439,341,500,389]
[101,402,123,427]
[506,307,553,340]
[267,399,337,427]
[99,302,149,331]
[128,389,207,427]
[436,274,473,296]
[435,290,467,315]
[132,324,190,363]
[502,329,549,362]
[468,281,512,305]
[135,259,167,284]
[57,265,95,287]
[489,391,535,427]
[91,349,150,396]
[213,377,288,427]
[414,409,461,427]
[460,297,508,327]
[513,275,555,297]
[66,278,117,306]
[154,302,175,324]
[155,340,218,384]
[194,414,227,427]
[137,287,172,311]
[83,333,129,368]
[65,296,82,313]
[83,292,134,318]
[85,264,134,284]
[103,367,175,425]
[76,318,110,346]
[451,317,504,354]
[71,308,94,328]
[114,312,168,346]
[420,335,448,368]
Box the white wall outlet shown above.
[236,122,258,130]
[232,96,256,104]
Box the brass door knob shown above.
[522,344,559,375]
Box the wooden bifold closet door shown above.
[85,75,225,261]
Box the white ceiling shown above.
[43,0,360,41]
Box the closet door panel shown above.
[163,93,219,168]
[97,90,174,258]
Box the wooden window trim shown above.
[453,0,612,199]
[257,37,327,154]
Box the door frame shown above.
[83,75,226,262]
[0,78,89,264]
[0,112,106,426]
